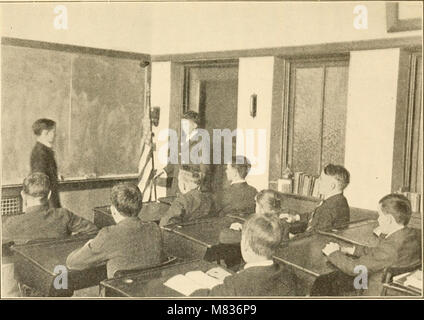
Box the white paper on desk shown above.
[206,267,232,282]
[164,271,223,296]
[230,222,243,231]
[164,274,203,296]
[185,271,223,289]
[403,270,422,290]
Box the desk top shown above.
[158,196,176,205]
[163,216,245,248]
[101,259,228,297]
[319,220,380,247]
[11,235,93,276]
[273,233,352,277]
[390,271,422,296]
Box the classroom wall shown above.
[150,2,421,55]
[344,48,400,210]
[2,2,421,55]
[2,2,421,213]
[0,3,152,53]
[236,57,275,191]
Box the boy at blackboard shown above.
[159,166,214,227]
[30,118,61,208]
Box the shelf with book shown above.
[270,170,324,201]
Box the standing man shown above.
[30,118,61,208]
[161,111,211,196]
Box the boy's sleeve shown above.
[64,209,98,235]
[66,229,109,271]
[327,243,397,276]
[159,195,187,226]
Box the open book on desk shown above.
[164,267,232,296]
[393,269,422,291]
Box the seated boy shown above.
[159,167,213,227]
[220,189,290,245]
[192,214,296,296]
[3,172,97,243]
[282,164,350,233]
[322,193,422,296]
[216,189,290,270]
[67,183,163,278]
[216,155,258,217]
[2,172,97,297]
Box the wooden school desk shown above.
[318,219,380,247]
[11,235,106,297]
[273,220,386,296]
[162,216,245,261]
[273,233,349,295]
[93,206,115,229]
[100,259,233,297]
[93,202,171,229]
[382,271,422,297]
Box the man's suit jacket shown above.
[159,189,214,226]
[163,131,212,196]
[2,204,97,244]
[217,182,258,216]
[192,263,297,296]
[30,142,61,208]
[66,217,163,278]
[300,193,350,232]
[327,227,422,296]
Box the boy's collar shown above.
[243,259,274,270]
[37,139,52,149]
[25,203,49,214]
[324,190,343,200]
[385,224,405,239]
[231,179,246,185]
[182,128,198,143]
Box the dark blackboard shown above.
[1,44,145,185]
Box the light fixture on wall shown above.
[250,94,257,118]
[151,106,160,127]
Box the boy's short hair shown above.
[110,183,143,217]
[23,172,50,199]
[379,193,412,226]
[32,119,56,136]
[323,164,350,190]
[182,111,200,126]
[255,189,281,214]
[242,214,281,259]
[230,155,252,179]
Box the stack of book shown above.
[292,172,321,198]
